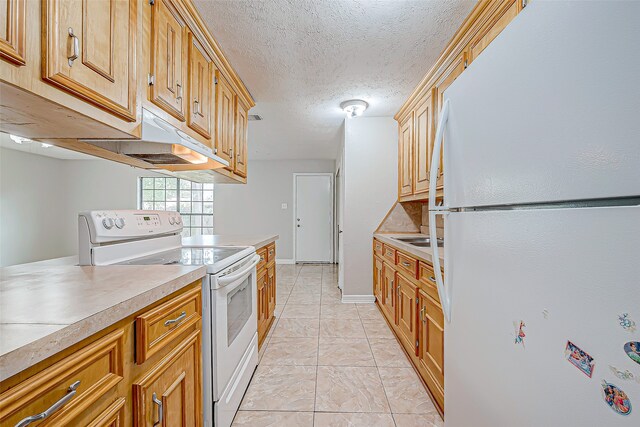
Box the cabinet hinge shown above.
[522,0,527,8]
[214,148,218,154]
[214,76,218,85]
[416,340,419,348]
[149,0,155,5]
[416,297,419,305]
[148,74,155,86]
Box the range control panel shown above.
[79,210,183,243]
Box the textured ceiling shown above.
[194,0,475,160]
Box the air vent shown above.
[248,114,263,121]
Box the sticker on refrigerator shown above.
[618,313,636,332]
[514,321,526,347]
[564,341,595,378]
[609,366,640,384]
[601,381,632,416]
[623,341,640,366]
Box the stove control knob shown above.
[102,218,115,230]
[168,217,175,225]
[175,216,182,225]
[114,218,126,229]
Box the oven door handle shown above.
[217,255,261,286]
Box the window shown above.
[139,177,214,237]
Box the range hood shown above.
[84,109,229,168]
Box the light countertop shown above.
[373,233,445,265]
[0,263,206,381]
[182,234,278,250]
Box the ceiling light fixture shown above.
[340,99,368,118]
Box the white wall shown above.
[0,148,160,266]
[341,117,397,298]
[214,159,335,261]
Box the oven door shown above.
[211,254,260,397]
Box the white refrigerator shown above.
[427,2,640,426]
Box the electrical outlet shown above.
[281,203,288,210]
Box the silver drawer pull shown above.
[67,28,79,67]
[429,276,436,282]
[164,311,186,327]
[401,261,410,267]
[152,392,164,426]
[16,380,81,427]
[193,99,200,115]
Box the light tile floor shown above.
[233,264,444,427]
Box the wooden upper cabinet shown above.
[396,273,418,355]
[234,97,249,177]
[150,0,187,122]
[187,32,212,140]
[413,90,434,196]
[434,50,466,190]
[215,70,235,164]
[398,113,414,198]
[469,0,520,63]
[42,0,137,121]
[0,0,25,65]
[133,331,202,427]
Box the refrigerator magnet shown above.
[623,341,640,366]
[618,313,636,332]
[601,381,632,416]
[564,341,595,378]
[514,321,526,348]
[609,366,640,384]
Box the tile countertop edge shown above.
[373,233,444,265]
[0,265,207,382]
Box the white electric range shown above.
[78,210,259,427]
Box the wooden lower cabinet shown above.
[257,242,277,349]
[0,282,203,427]
[133,330,202,427]
[373,240,445,414]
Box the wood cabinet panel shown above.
[382,245,396,264]
[215,70,235,164]
[398,112,414,197]
[149,0,187,121]
[86,397,126,427]
[0,329,124,426]
[187,32,212,139]
[381,262,396,323]
[373,255,383,303]
[418,261,440,302]
[267,262,276,317]
[419,290,445,389]
[135,286,202,364]
[469,0,520,63]
[257,268,269,347]
[396,251,418,280]
[42,0,137,121]
[0,0,25,65]
[413,90,434,195]
[234,98,249,177]
[397,273,418,355]
[256,247,267,271]
[132,330,202,427]
[266,243,276,263]
[373,239,383,257]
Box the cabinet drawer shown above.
[382,245,396,264]
[0,329,124,426]
[266,243,276,263]
[86,396,126,427]
[135,286,202,364]
[373,240,384,257]
[396,251,418,279]
[418,261,440,302]
[257,247,268,271]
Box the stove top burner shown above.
[115,246,252,273]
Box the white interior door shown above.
[295,174,332,263]
[336,168,344,289]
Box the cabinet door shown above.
[434,50,466,191]
[42,0,137,121]
[469,0,520,63]
[257,269,268,346]
[234,98,249,177]
[398,113,414,198]
[215,71,235,164]
[133,331,202,427]
[187,32,212,140]
[413,90,434,196]
[396,274,418,355]
[418,290,444,388]
[381,262,396,323]
[150,0,187,121]
[373,256,383,303]
[267,263,276,317]
[0,0,25,65]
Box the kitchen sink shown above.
[392,236,444,247]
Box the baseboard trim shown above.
[341,295,376,304]
[276,258,295,265]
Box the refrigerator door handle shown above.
[429,98,451,323]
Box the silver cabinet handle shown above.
[176,83,182,101]
[16,380,81,427]
[164,311,186,327]
[152,392,163,426]
[67,28,79,67]
[420,306,426,323]
[429,276,436,282]
[402,261,410,267]
[193,99,200,115]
